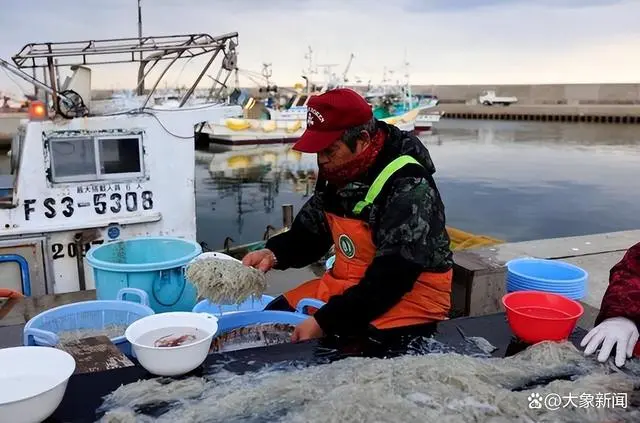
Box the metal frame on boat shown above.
[0,32,243,297]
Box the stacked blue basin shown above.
[505,257,588,300]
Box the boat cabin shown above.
[0,33,242,297]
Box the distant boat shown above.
[0,93,28,147]
[201,49,354,148]
[364,83,441,133]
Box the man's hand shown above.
[581,317,639,367]
[291,317,324,342]
[242,249,277,273]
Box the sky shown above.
[1,0,639,96]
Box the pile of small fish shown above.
[56,324,128,344]
[210,323,296,353]
[97,341,640,423]
[185,255,267,305]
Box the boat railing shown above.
[0,32,239,118]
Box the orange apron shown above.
[283,155,452,330]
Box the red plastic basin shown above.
[502,291,584,344]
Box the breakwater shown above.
[433,104,640,124]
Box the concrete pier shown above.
[451,229,640,330]
[433,104,640,124]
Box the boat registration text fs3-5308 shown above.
[23,190,154,221]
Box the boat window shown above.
[48,134,143,183]
[98,137,142,174]
[50,137,97,179]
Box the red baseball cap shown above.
[292,88,373,153]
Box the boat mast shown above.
[302,46,315,95]
[138,0,143,55]
[136,0,145,94]
[403,50,411,110]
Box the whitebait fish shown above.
[98,341,640,423]
[210,323,296,353]
[185,253,267,305]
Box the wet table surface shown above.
[47,312,589,423]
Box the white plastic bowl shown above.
[0,346,76,423]
[125,312,218,376]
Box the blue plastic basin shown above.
[505,258,588,301]
[212,298,325,335]
[216,310,308,335]
[23,288,154,356]
[193,295,275,315]
[507,258,588,283]
[86,236,202,313]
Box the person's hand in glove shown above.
[580,317,639,367]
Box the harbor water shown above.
[195,120,640,249]
[1,119,638,250]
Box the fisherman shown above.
[581,241,640,367]
[243,88,452,342]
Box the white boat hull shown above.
[1,103,243,295]
[202,118,306,147]
[415,112,442,131]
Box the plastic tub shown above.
[23,288,154,356]
[502,291,584,344]
[215,298,325,333]
[193,295,276,315]
[325,255,336,270]
[506,275,585,300]
[86,236,202,313]
[506,273,585,292]
[506,258,588,285]
[125,312,218,376]
[0,346,76,423]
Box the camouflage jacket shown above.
[266,121,452,334]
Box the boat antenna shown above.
[136,0,145,93]
[403,48,411,108]
[137,0,143,57]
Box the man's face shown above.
[317,131,369,172]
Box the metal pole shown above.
[137,0,143,59]
[282,204,294,228]
[46,57,58,112]
[137,0,145,93]
[32,68,39,98]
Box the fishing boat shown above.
[200,117,305,148]
[0,94,28,148]
[0,32,243,297]
[363,63,441,133]
[415,111,443,132]
[201,48,355,149]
